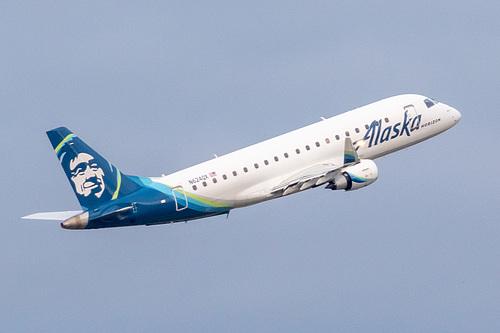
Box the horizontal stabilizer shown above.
[22,211,83,221]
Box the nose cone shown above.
[449,107,462,124]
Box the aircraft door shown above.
[171,186,188,211]
[404,104,417,118]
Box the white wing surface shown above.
[22,211,83,221]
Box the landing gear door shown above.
[404,104,417,118]
[172,186,188,211]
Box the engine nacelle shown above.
[327,159,378,191]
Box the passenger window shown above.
[192,185,197,191]
[264,160,269,165]
[315,142,320,147]
[295,149,300,154]
[365,124,369,129]
[202,181,207,187]
[232,171,237,176]
[335,135,340,140]
[243,167,248,173]
[212,178,217,183]
[305,145,310,150]
[355,128,360,133]
[384,117,389,123]
[222,174,227,180]
[284,153,289,158]
[325,138,330,144]
[274,156,279,162]
[345,131,350,137]
[254,163,259,169]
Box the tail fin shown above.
[47,127,142,210]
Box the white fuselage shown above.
[156,94,461,208]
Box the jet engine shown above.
[326,159,378,191]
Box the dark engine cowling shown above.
[326,159,378,191]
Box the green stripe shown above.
[54,134,75,153]
[185,192,231,208]
[112,171,122,200]
[140,178,231,209]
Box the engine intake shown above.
[326,159,378,191]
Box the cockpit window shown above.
[424,99,435,108]
[424,98,439,108]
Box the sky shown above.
[1,1,499,332]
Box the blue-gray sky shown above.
[2,1,499,332]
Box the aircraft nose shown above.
[449,107,461,124]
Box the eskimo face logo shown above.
[69,153,105,198]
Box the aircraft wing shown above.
[22,211,83,221]
[271,163,342,195]
[271,138,360,196]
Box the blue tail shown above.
[47,127,142,210]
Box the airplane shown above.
[23,94,461,230]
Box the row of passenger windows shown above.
[191,119,390,191]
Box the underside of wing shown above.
[271,163,342,195]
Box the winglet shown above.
[344,138,359,165]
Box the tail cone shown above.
[61,211,89,229]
